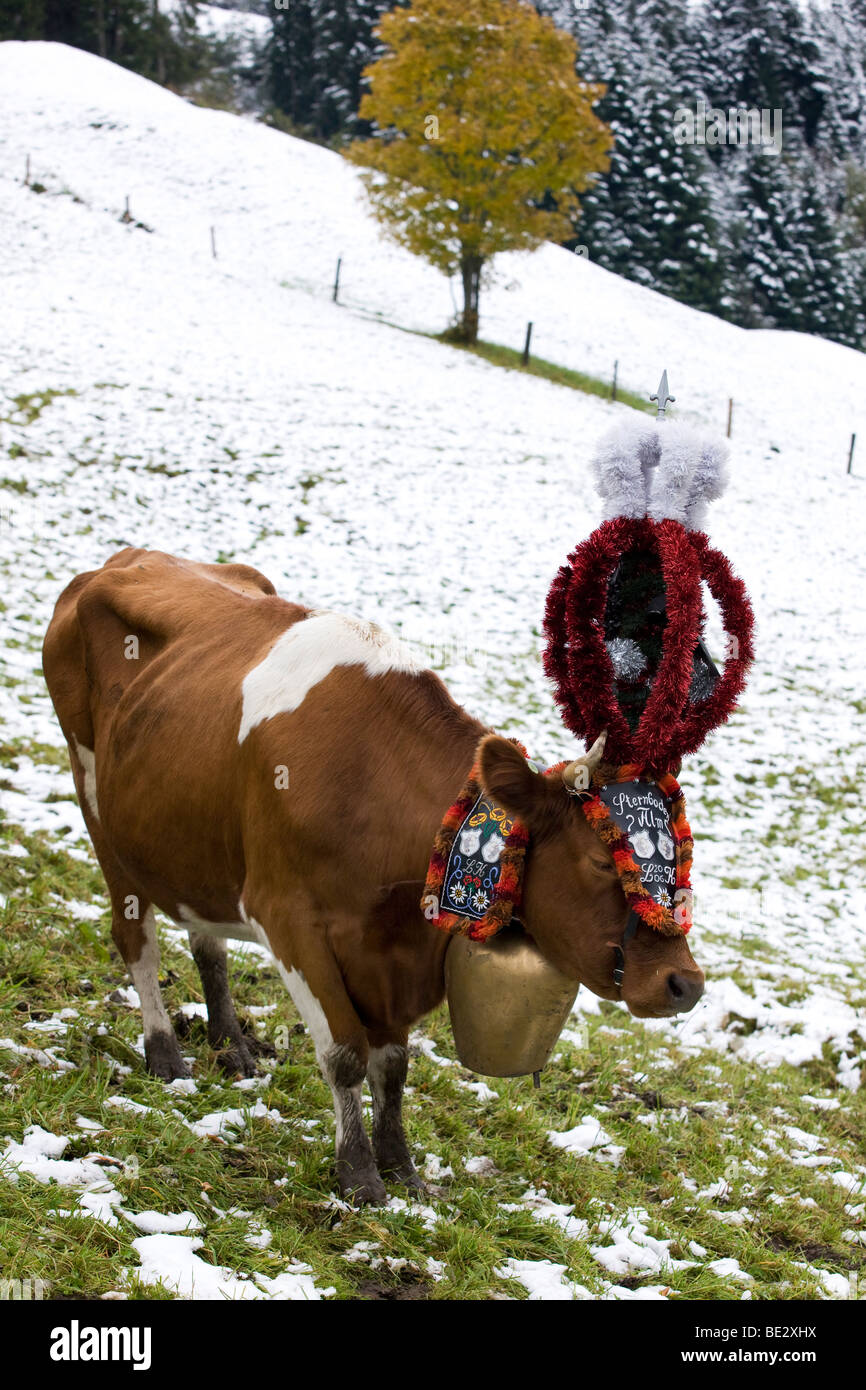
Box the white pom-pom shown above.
[592,416,729,530]
[650,422,729,529]
[647,422,700,525]
[683,437,729,531]
[590,418,659,520]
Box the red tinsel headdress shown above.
[543,412,755,774]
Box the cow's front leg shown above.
[323,1041,386,1205]
[367,1036,424,1191]
[247,902,386,1205]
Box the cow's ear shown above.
[477,736,546,822]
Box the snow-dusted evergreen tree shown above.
[0,0,213,87]
[697,0,827,150]
[269,1,392,140]
[561,6,724,314]
[721,151,861,345]
[269,1,318,132]
[812,0,866,162]
[550,0,866,349]
[308,2,391,139]
[723,151,802,328]
[785,165,866,345]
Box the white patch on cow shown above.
[237,610,421,744]
[244,916,335,1060]
[71,736,99,823]
[330,1081,361,1150]
[366,1043,404,1101]
[130,907,175,1040]
[175,904,260,943]
[243,911,362,1158]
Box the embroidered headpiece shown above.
[422,744,693,942]
[422,742,531,941]
[580,764,693,935]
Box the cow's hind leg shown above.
[66,745,189,1078]
[112,905,190,1080]
[66,738,187,1081]
[367,1035,424,1191]
[188,932,268,1078]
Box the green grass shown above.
[1,389,77,428]
[1,802,864,1301]
[278,278,653,414]
[433,335,653,413]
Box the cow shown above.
[43,548,704,1204]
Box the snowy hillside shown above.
[1,42,864,1300]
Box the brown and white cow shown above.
[43,548,704,1204]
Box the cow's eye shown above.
[590,857,617,876]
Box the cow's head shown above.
[477,735,704,1017]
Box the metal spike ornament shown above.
[651,369,675,420]
[543,372,755,775]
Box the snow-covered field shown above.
[1,41,864,1300]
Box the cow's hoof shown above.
[145,1031,191,1081]
[338,1165,387,1207]
[380,1161,427,1193]
[215,1040,259,1079]
[240,1020,276,1058]
[347,1178,388,1207]
[403,1170,433,1195]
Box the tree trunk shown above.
[459,254,483,344]
[153,2,166,87]
[95,0,106,59]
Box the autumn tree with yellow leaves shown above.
[347,0,612,343]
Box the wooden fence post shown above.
[521,321,533,366]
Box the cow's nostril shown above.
[667,972,704,1012]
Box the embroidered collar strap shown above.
[579,761,693,936]
[422,741,531,941]
[422,750,694,942]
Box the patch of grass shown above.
[317,302,651,414]
[1,389,77,427]
[434,335,653,413]
[1,810,864,1302]
[1,691,864,1301]
[141,461,186,477]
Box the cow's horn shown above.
[562,731,607,793]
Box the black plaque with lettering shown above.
[599,781,677,908]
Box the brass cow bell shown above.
[445,924,580,1078]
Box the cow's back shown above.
[43,547,284,745]
[43,548,307,919]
